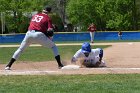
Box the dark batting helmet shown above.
[43,6,51,13]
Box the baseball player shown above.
[71,42,106,67]
[5,6,64,70]
[88,23,96,43]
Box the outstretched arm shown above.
[71,57,77,64]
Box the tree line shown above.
[0,0,140,34]
[67,0,139,31]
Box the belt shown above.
[35,30,40,32]
[29,30,40,32]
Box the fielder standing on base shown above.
[71,42,106,67]
[5,6,64,70]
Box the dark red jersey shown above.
[28,13,53,32]
[88,25,96,32]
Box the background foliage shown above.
[66,0,139,31]
[0,0,140,33]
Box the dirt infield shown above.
[0,42,140,75]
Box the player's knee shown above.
[18,47,25,53]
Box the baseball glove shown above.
[44,30,54,37]
[46,30,54,37]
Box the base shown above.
[61,65,80,69]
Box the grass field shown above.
[0,74,140,93]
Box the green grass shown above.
[0,45,111,64]
[0,74,140,93]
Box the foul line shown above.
[89,67,140,70]
[0,70,59,75]
[0,67,140,75]
[0,43,112,48]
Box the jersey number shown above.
[32,15,43,22]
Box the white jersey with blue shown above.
[72,48,106,67]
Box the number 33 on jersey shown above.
[31,15,44,22]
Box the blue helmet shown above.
[81,42,91,53]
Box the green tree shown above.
[0,0,48,33]
[0,0,65,33]
[105,0,133,31]
[136,0,140,30]
[66,0,135,31]
[66,0,98,31]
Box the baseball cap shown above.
[81,42,91,53]
[43,6,51,13]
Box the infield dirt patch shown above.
[0,42,140,75]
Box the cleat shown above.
[5,66,11,70]
[91,41,94,43]
[58,64,64,69]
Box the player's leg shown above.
[35,32,63,68]
[5,32,31,70]
[92,32,95,41]
[96,48,103,61]
[90,32,94,43]
[95,48,106,67]
[51,45,64,68]
[5,42,30,70]
[98,48,106,67]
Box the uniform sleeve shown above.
[71,49,82,62]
